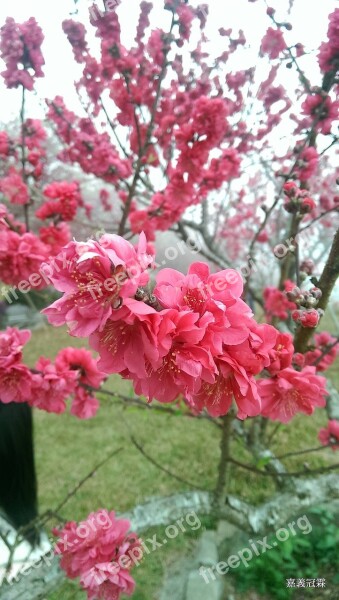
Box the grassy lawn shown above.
[22,320,339,600]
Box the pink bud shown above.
[299,309,320,328]
[292,309,301,322]
[283,181,297,197]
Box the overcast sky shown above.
[0,0,337,123]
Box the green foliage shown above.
[233,508,339,599]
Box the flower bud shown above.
[300,259,314,275]
[300,197,316,213]
[283,181,297,197]
[310,287,322,300]
[305,296,317,308]
[299,308,320,328]
[292,352,305,368]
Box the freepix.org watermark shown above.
[0,231,203,305]
[1,509,113,586]
[121,510,201,570]
[2,510,201,587]
[88,0,120,22]
[0,223,315,306]
[199,514,312,584]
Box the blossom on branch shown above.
[0,327,33,403]
[44,242,294,419]
[304,331,339,371]
[0,167,29,205]
[42,233,154,337]
[318,420,339,450]
[260,27,287,60]
[318,8,339,73]
[54,510,140,600]
[258,366,328,423]
[0,230,50,287]
[263,284,296,321]
[0,17,44,90]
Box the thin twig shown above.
[266,422,282,446]
[228,457,339,477]
[92,386,221,427]
[275,444,333,459]
[53,447,123,515]
[130,435,208,490]
[20,85,30,231]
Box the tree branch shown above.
[294,228,339,352]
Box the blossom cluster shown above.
[0,17,44,90]
[0,327,105,418]
[264,281,296,322]
[318,8,339,73]
[36,181,83,222]
[263,278,325,330]
[282,181,316,215]
[258,366,327,424]
[0,115,92,287]
[0,119,48,209]
[302,94,339,136]
[0,220,50,288]
[260,27,287,60]
[45,2,252,239]
[0,198,68,288]
[304,331,339,372]
[43,233,328,422]
[47,96,133,185]
[54,510,140,600]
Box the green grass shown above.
[22,322,339,600]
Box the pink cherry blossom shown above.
[225,321,278,376]
[302,94,339,135]
[0,327,33,403]
[62,20,88,63]
[0,327,31,368]
[292,308,320,328]
[80,562,136,600]
[187,354,261,419]
[263,286,296,321]
[30,357,77,414]
[266,332,294,375]
[294,147,319,182]
[55,347,106,388]
[70,387,100,419]
[318,420,339,450]
[0,363,33,403]
[89,299,163,379]
[260,27,287,59]
[318,9,339,72]
[39,223,71,254]
[42,233,154,336]
[304,331,339,371]
[54,510,140,600]
[258,366,328,423]
[132,309,217,403]
[0,17,44,90]
[153,262,250,352]
[36,181,82,222]
[0,131,10,156]
[0,167,29,205]
[0,230,50,287]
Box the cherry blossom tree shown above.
[0,1,338,598]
